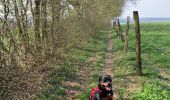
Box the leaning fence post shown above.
[114,18,119,38]
[124,16,130,52]
[117,19,124,42]
[133,11,142,76]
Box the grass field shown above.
[112,22,170,99]
[78,22,170,99]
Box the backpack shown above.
[89,87,102,100]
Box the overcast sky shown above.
[121,0,170,18]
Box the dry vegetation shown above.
[0,0,127,99]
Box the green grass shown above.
[132,81,170,100]
[77,31,109,100]
[38,31,109,99]
[112,22,170,99]
[140,23,170,68]
[38,22,170,99]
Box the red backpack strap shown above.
[89,87,102,100]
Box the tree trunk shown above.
[41,0,48,54]
[50,0,61,52]
[1,0,10,66]
[29,0,34,23]
[13,0,29,52]
[34,0,41,51]
[20,0,29,52]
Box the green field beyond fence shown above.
[78,22,170,99]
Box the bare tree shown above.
[34,0,41,52]
[0,0,128,99]
[41,0,47,54]
[13,0,29,52]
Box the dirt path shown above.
[101,33,113,75]
[66,33,119,99]
[100,33,119,99]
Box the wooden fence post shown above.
[133,11,142,75]
[124,16,130,52]
[114,18,120,38]
[117,19,124,42]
